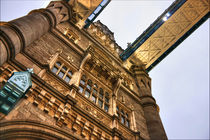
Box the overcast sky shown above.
[1,0,209,139]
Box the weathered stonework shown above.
[0,1,167,140]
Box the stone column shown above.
[0,1,72,66]
[132,65,167,140]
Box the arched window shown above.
[56,62,61,66]
[62,66,67,71]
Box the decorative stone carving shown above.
[44,75,69,96]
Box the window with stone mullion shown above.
[52,61,73,84]
[91,84,98,104]
[116,106,130,128]
[78,75,110,113]
[84,79,92,98]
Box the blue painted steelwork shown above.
[120,0,187,61]
[0,70,32,115]
[146,12,210,72]
[84,0,111,29]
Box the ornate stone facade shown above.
[0,0,167,140]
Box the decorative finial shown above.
[27,68,34,74]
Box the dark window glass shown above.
[87,79,92,85]
[121,116,125,124]
[104,104,109,112]
[126,113,129,118]
[64,76,70,83]
[99,88,103,94]
[121,110,124,115]
[98,100,103,108]
[80,80,85,85]
[105,97,109,103]
[62,66,67,71]
[91,95,96,103]
[93,84,98,88]
[82,75,86,80]
[99,93,103,99]
[85,90,90,98]
[56,62,61,66]
[68,71,73,76]
[58,71,64,78]
[125,120,130,128]
[105,92,109,97]
[86,84,91,90]
[52,67,58,74]
[79,86,83,93]
[93,89,97,94]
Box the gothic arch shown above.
[0,120,80,140]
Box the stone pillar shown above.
[132,65,167,140]
[0,1,72,66]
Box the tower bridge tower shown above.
[0,0,209,140]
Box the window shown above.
[52,67,58,74]
[80,75,86,85]
[86,80,92,90]
[79,86,83,93]
[78,75,110,113]
[51,61,74,84]
[98,99,103,108]
[58,71,64,78]
[64,76,71,83]
[104,104,109,112]
[91,95,96,103]
[85,0,109,28]
[85,91,90,98]
[99,88,104,99]
[116,106,130,128]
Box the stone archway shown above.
[0,120,80,140]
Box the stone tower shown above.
[0,0,167,139]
